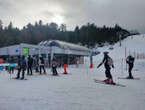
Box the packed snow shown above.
[0,34,145,110]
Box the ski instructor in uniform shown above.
[97,51,115,84]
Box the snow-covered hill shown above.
[90,34,145,67]
[0,34,145,110]
[95,34,145,60]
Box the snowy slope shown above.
[95,34,145,60]
[0,34,145,110]
[91,34,145,69]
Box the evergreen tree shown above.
[0,19,131,48]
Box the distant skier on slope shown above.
[126,55,135,79]
[97,51,115,84]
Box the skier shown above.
[33,55,39,72]
[9,56,15,74]
[27,55,33,75]
[126,55,135,79]
[16,55,27,80]
[51,60,58,76]
[39,57,46,74]
[97,51,115,84]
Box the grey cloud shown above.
[58,0,145,32]
[0,0,145,33]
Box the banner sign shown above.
[23,48,29,56]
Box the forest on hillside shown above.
[0,19,131,48]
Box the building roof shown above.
[39,40,90,52]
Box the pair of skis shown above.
[94,77,140,87]
[118,77,140,80]
[12,77,28,80]
[94,79,126,87]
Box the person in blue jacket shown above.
[16,55,27,80]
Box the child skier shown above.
[51,61,58,76]
[97,51,115,84]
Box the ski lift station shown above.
[0,40,91,66]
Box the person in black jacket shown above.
[27,55,33,75]
[39,57,46,74]
[126,55,135,79]
[97,51,115,84]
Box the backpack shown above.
[126,56,129,64]
[126,56,134,64]
[107,56,113,66]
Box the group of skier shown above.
[97,51,135,85]
[15,55,49,80]
[11,51,135,82]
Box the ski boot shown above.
[110,79,116,85]
[104,78,110,84]
[126,76,134,79]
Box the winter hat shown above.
[103,51,109,55]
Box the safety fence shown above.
[0,63,18,70]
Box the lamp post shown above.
[119,34,122,47]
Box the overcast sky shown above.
[0,0,145,33]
